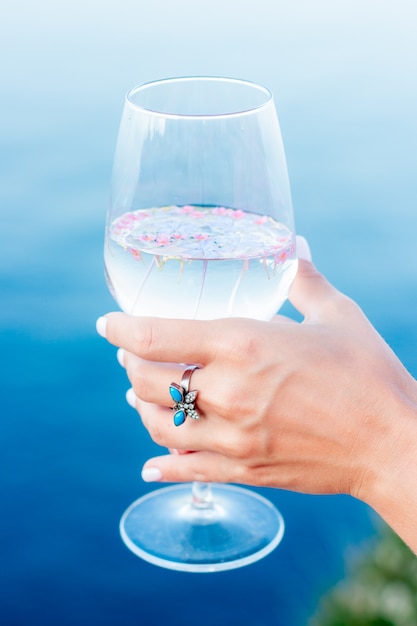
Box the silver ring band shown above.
[180,365,200,394]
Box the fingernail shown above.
[96,316,108,338]
[141,466,163,482]
[117,348,125,367]
[126,387,137,408]
[296,235,312,262]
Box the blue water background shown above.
[1,1,417,624]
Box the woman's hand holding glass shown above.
[97,245,417,554]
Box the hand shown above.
[96,255,417,510]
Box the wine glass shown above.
[104,76,297,572]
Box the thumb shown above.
[290,236,342,320]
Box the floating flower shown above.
[194,233,209,240]
[156,234,171,245]
[129,247,141,260]
[211,206,228,216]
[255,215,269,224]
[131,211,151,221]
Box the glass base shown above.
[120,483,284,572]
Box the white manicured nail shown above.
[296,235,312,262]
[141,467,163,482]
[126,387,137,408]
[96,316,108,338]
[117,348,125,367]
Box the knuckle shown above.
[211,319,259,363]
[132,320,160,357]
[132,375,152,401]
[219,431,258,461]
[232,459,275,488]
[145,419,167,447]
[234,434,259,460]
[230,332,259,364]
[322,292,360,319]
[232,461,260,485]
[219,433,241,458]
[140,420,173,452]
[212,383,244,419]
[191,468,212,483]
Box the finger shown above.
[141,451,241,484]
[134,397,239,457]
[137,397,215,452]
[133,397,209,451]
[120,353,210,415]
[121,351,185,406]
[289,259,342,321]
[291,235,341,319]
[271,314,297,325]
[97,313,225,364]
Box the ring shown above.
[169,365,200,427]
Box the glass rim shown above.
[125,76,273,119]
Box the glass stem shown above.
[191,481,213,510]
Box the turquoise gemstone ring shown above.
[169,365,200,427]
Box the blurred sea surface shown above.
[1,1,417,624]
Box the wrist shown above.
[355,378,417,552]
